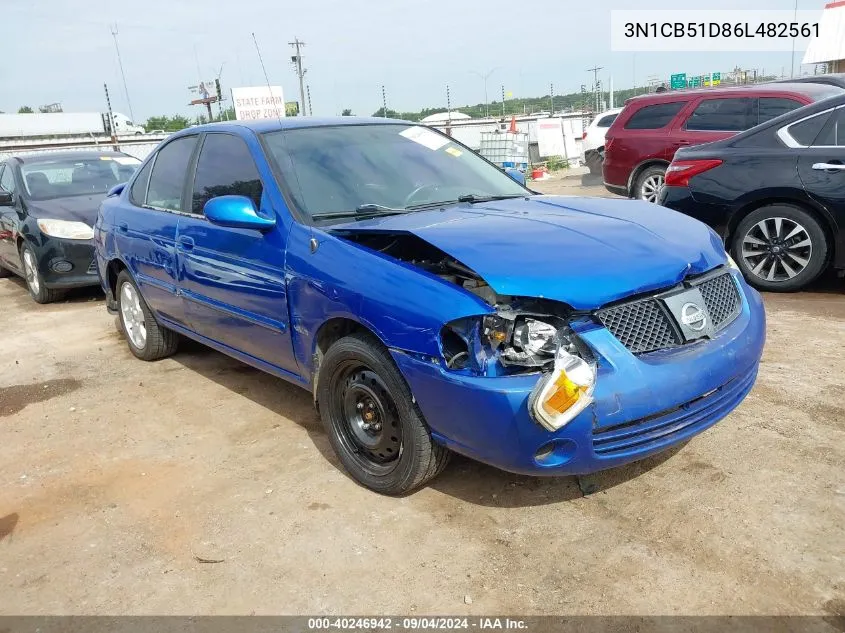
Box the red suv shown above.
[602,83,842,201]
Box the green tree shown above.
[341,108,353,116]
[17,106,34,113]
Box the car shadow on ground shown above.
[168,339,685,505]
[2,276,103,307]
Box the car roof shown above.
[172,116,412,137]
[4,150,136,165]
[770,73,845,89]
[624,82,843,105]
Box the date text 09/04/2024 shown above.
[624,22,819,38]
[307,618,528,630]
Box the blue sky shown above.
[4,0,824,121]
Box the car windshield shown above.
[262,123,528,224]
[20,155,141,201]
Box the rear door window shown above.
[685,98,755,131]
[146,136,197,211]
[0,165,15,194]
[129,159,153,206]
[758,97,803,124]
[623,102,686,130]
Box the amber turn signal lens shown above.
[542,372,588,416]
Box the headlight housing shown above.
[529,345,596,431]
[36,219,94,240]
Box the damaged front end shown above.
[334,230,597,432]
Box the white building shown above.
[802,0,845,72]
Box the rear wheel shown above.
[317,332,450,495]
[732,204,828,292]
[21,244,63,304]
[634,165,666,203]
[116,270,179,360]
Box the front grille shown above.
[596,270,742,355]
[697,273,741,330]
[592,366,757,457]
[596,299,680,354]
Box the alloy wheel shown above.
[640,174,664,203]
[120,281,147,349]
[22,249,40,294]
[741,217,812,282]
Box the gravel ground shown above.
[0,177,843,617]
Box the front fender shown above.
[285,222,493,378]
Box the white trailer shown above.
[0,112,145,140]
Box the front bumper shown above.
[392,271,765,476]
[31,237,99,289]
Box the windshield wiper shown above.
[311,203,408,221]
[456,194,527,203]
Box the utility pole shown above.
[103,83,118,151]
[790,0,798,77]
[306,85,313,116]
[446,85,451,119]
[289,38,307,116]
[501,85,506,117]
[470,68,499,118]
[109,24,135,123]
[549,83,554,114]
[587,65,604,112]
[381,85,388,117]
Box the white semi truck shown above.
[0,112,145,140]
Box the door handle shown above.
[811,162,845,171]
[118,222,128,233]
[178,236,195,250]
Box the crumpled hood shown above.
[26,195,102,225]
[332,195,728,310]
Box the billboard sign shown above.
[231,86,286,120]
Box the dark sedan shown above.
[658,94,845,292]
[0,150,141,303]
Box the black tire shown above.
[584,149,603,175]
[731,204,828,292]
[115,270,179,360]
[20,244,63,304]
[316,332,450,495]
[633,165,666,203]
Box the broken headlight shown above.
[483,314,563,368]
[529,346,596,431]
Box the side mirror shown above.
[203,195,276,231]
[107,183,126,198]
[0,190,13,206]
[504,168,526,186]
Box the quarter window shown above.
[813,108,845,147]
[191,134,263,214]
[146,136,197,211]
[685,98,754,131]
[129,159,153,206]
[758,97,803,124]
[786,111,833,146]
[624,102,686,130]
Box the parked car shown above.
[603,83,843,202]
[581,107,623,174]
[95,118,765,495]
[0,150,141,303]
[770,73,845,89]
[659,94,845,292]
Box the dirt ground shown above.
[1,175,843,616]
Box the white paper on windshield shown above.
[112,156,141,165]
[400,126,450,151]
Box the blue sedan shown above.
[93,117,766,494]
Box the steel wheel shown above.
[332,361,402,476]
[22,248,40,294]
[741,216,812,283]
[639,173,664,202]
[119,280,147,350]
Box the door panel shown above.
[177,132,298,375]
[0,165,21,270]
[119,136,197,325]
